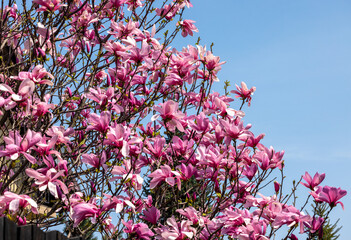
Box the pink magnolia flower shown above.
[0,130,41,163]
[178,0,193,8]
[101,194,135,213]
[272,205,311,234]
[242,164,258,181]
[112,160,143,190]
[0,192,38,215]
[213,96,237,117]
[104,40,129,58]
[109,20,141,38]
[105,0,125,9]
[189,112,209,133]
[231,82,256,106]
[0,79,35,110]
[152,100,186,132]
[239,221,269,240]
[17,216,27,226]
[86,87,114,107]
[144,136,167,161]
[261,200,284,223]
[87,111,111,133]
[254,151,273,171]
[304,216,324,234]
[148,165,182,190]
[71,8,99,29]
[197,145,224,169]
[310,186,347,209]
[128,40,151,64]
[35,135,60,162]
[33,0,66,12]
[71,202,100,227]
[155,4,178,20]
[23,22,57,57]
[46,126,74,151]
[125,0,144,11]
[155,216,195,240]
[176,207,202,225]
[165,73,186,87]
[178,163,196,180]
[25,168,68,199]
[171,137,194,160]
[123,220,154,240]
[33,94,55,117]
[242,132,265,149]
[16,65,54,85]
[256,145,284,170]
[301,172,325,190]
[198,46,225,74]
[177,20,198,37]
[2,4,18,20]
[104,123,130,157]
[82,151,107,169]
[219,118,247,144]
[141,206,160,225]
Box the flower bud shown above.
[289,234,298,240]
[91,181,96,193]
[274,181,280,193]
[17,216,26,226]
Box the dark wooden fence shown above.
[0,217,85,240]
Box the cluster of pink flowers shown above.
[0,0,346,239]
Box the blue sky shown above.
[180,1,351,238]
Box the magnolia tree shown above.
[0,0,347,239]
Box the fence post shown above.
[0,218,85,240]
[46,230,69,240]
[18,224,34,240]
[0,217,17,240]
[18,224,46,240]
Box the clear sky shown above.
[180,1,351,238]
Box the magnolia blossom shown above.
[26,168,68,199]
[71,202,100,227]
[141,206,160,225]
[33,0,66,12]
[148,165,182,190]
[231,82,256,106]
[16,65,54,85]
[304,216,324,234]
[301,172,325,190]
[0,130,41,163]
[123,220,154,240]
[152,100,186,132]
[0,79,35,110]
[0,192,38,215]
[155,216,195,240]
[87,111,111,133]
[82,152,107,169]
[112,160,143,190]
[310,186,347,209]
[177,20,198,37]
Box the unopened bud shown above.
[17,216,26,226]
[66,87,72,97]
[274,181,280,193]
[289,234,298,240]
[91,181,96,193]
